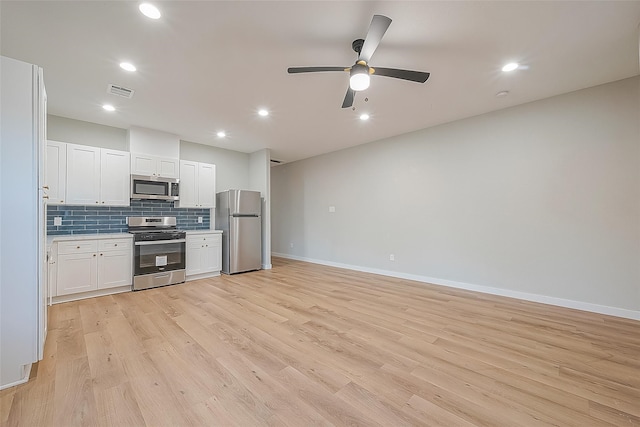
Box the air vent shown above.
[107,84,135,98]
[270,159,283,167]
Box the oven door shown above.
[134,239,186,276]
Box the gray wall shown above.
[271,76,640,317]
[180,140,250,192]
[47,115,127,150]
[249,149,272,269]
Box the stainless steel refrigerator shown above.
[216,190,262,274]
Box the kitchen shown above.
[1,72,272,388]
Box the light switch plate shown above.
[54,217,62,226]
[329,206,336,213]
[197,216,203,224]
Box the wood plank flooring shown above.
[2,257,639,426]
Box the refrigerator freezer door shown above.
[228,216,261,273]
[230,189,261,216]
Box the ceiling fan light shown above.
[350,72,370,91]
[350,63,370,91]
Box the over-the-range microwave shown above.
[131,175,179,201]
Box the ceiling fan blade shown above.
[341,87,355,108]
[287,66,346,74]
[372,67,430,83]
[358,15,392,63]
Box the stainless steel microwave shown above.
[131,175,179,201]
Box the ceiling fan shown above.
[287,15,431,108]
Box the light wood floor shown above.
[2,257,639,426]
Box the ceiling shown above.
[2,1,639,163]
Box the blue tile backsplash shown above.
[47,199,211,235]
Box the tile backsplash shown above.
[47,199,211,235]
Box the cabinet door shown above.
[66,144,100,205]
[202,242,219,273]
[186,237,204,275]
[98,250,132,289]
[57,252,98,295]
[46,141,67,204]
[131,153,157,176]
[177,160,198,208]
[157,157,179,179]
[198,163,216,208]
[203,234,221,272]
[100,149,130,206]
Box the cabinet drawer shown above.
[202,234,221,244]
[188,233,221,244]
[99,238,131,252]
[58,240,98,254]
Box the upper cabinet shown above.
[130,153,179,179]
[65,143,130,206]
[45,140,67,204]
[175,160,216,208]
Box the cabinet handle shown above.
[43,185,49,190]
[114,243,118,247]
[100,253,103,256]
[61,200,64,203]
[43,195,49,199]
[96,201,99,204]
[93,254,96,257]
[76,246,80,249]
[102,201,105,204]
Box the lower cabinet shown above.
[54,237,132,300]
[186,231,222,280]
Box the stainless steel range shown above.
[127,216,186,290]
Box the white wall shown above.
[128,126,179,158]
[249,149,272,269]
[271,76,640,319]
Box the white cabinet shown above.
[54,237,132,298]
[66,144,100,205]
[97,239,132,289]
[45,140,67,204]
[131,153,179,179]
[65,144,130,206]
[186,231,221,279]
[100,149,130,206]
[176,160,216,208]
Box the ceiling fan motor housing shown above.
[352,39,365,55]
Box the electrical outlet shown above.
[329,206,336,213]
[290,242,294,248]
[197,216,203,224]
[54,217,62,226]
[389,254,395,261]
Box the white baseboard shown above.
[272,252,640,321]
[0,363,31,391]
[186,271,221,282]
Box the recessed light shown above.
[502,62,519,72]
[119,62,136,72]
[496,90,509,97]
[102,104,116,112]
[139,3,161,19]
[217,131,226,138]
[258,109,269,117]
[359,113,370,121]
